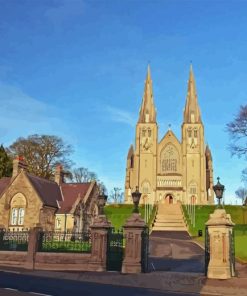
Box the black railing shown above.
[37,231,92,253]
[0,229,29,251]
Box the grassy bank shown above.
[182,205,247,261]
[105,204,156,230]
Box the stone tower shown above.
[125,65,214,205]
[182,65,206,204]
[125,66,158,204]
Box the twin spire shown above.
[138,64,202,124]
[183,64,202,123]
[138,65,156,123]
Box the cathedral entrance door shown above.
[165,194,173,204]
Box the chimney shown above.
[12,156,28,178]
[55,164,64,185]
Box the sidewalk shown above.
[0,265,246,296]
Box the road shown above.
[0,271,199,296]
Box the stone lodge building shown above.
[0,158,99,232]
[125,66,214,205]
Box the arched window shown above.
[10,193,26,226]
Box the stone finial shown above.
[206,209,235,227]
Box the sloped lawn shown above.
[182,205,247,262]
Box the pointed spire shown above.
[183,64,202,123]
[138,65,156,123]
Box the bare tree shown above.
[71,167,98,183]
[108,187,124,204]
[69,166,106,193]
[8,134,73,180]
[226,105,247,181]
[235,187,247,205]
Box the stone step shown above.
[154,222,185,227]
[154,219,185,223]
[152,226,187,231]
[156,214,184,219]
[155,219,185,223]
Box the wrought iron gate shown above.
[141,226,149,273]
[106,228,123,271]
[205,226,210,275]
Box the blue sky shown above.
[0,0,246,204]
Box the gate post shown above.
[89,215,111,272]
[25,227,42,270]
[122,213,146,273]
[205,209,235,279]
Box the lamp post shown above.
[131,186,142,214]
[213,177,225,208]
[97,190,108,215]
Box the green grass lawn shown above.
[182,205,247,262]
[105,204,156,230]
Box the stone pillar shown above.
[122,213,146,273]
[89,215,111,272]
[25,227,42,270]
[206,209,235,279]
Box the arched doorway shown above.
[165,194,173,204]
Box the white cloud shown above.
[106,106,136,127]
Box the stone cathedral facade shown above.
[124,66,214,205]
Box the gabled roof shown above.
[0,177,11,197]
[0,172,94,214]
[26,173,63,208]
[57,183,92,214]
[159,129,181,146]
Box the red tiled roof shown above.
[57,183,92,214]
[0,177,11,197]
[27,173,63,208]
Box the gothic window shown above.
[10,193,26,226]
[161,144,179,173]
[194,129,198,138]
[142,129,146,137]
[130,156,134,168]
[188,128,192,138]
[148,129,151,137]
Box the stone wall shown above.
[0,251,28,267]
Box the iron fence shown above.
[37,231,92,253]
[0,229,29,251]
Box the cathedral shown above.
[124,66,214,205]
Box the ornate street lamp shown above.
[131,186,142,213]
[213,177,225,208]
[97,190,108,215]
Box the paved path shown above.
[149,231,204,273]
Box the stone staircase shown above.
[152,203,188,231]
